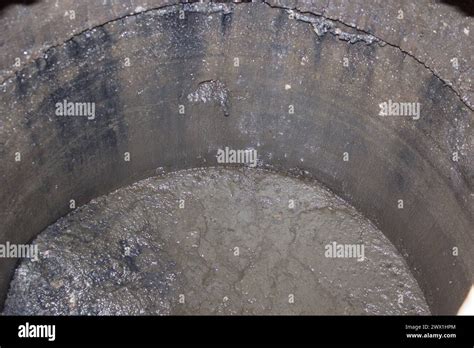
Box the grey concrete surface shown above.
[0,1,473,314]
[4,167,430,315]
[1,0,472,108]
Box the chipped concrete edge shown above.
[262,0,473,112]
[0,0,472,111]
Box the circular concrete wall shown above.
[0,2,473,314]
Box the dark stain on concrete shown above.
[221,11,233,35]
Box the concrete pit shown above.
[0,1,473,315]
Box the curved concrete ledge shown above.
[0,2,473,314]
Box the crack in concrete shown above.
[262,0,473,112]
[1,0,471,112]
[285,7,381,44]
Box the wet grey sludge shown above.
[4,167,429,315]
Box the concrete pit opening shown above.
[0,1,473,315]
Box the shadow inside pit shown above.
[440,0,474,16]
[0,0,40,14]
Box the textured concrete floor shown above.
[4,167,429,315]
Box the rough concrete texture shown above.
[4,167,429,315]
[1,0,472,109]
[267,0,473,109]
[0,1,473,315]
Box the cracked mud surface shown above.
[4,167,429,315]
